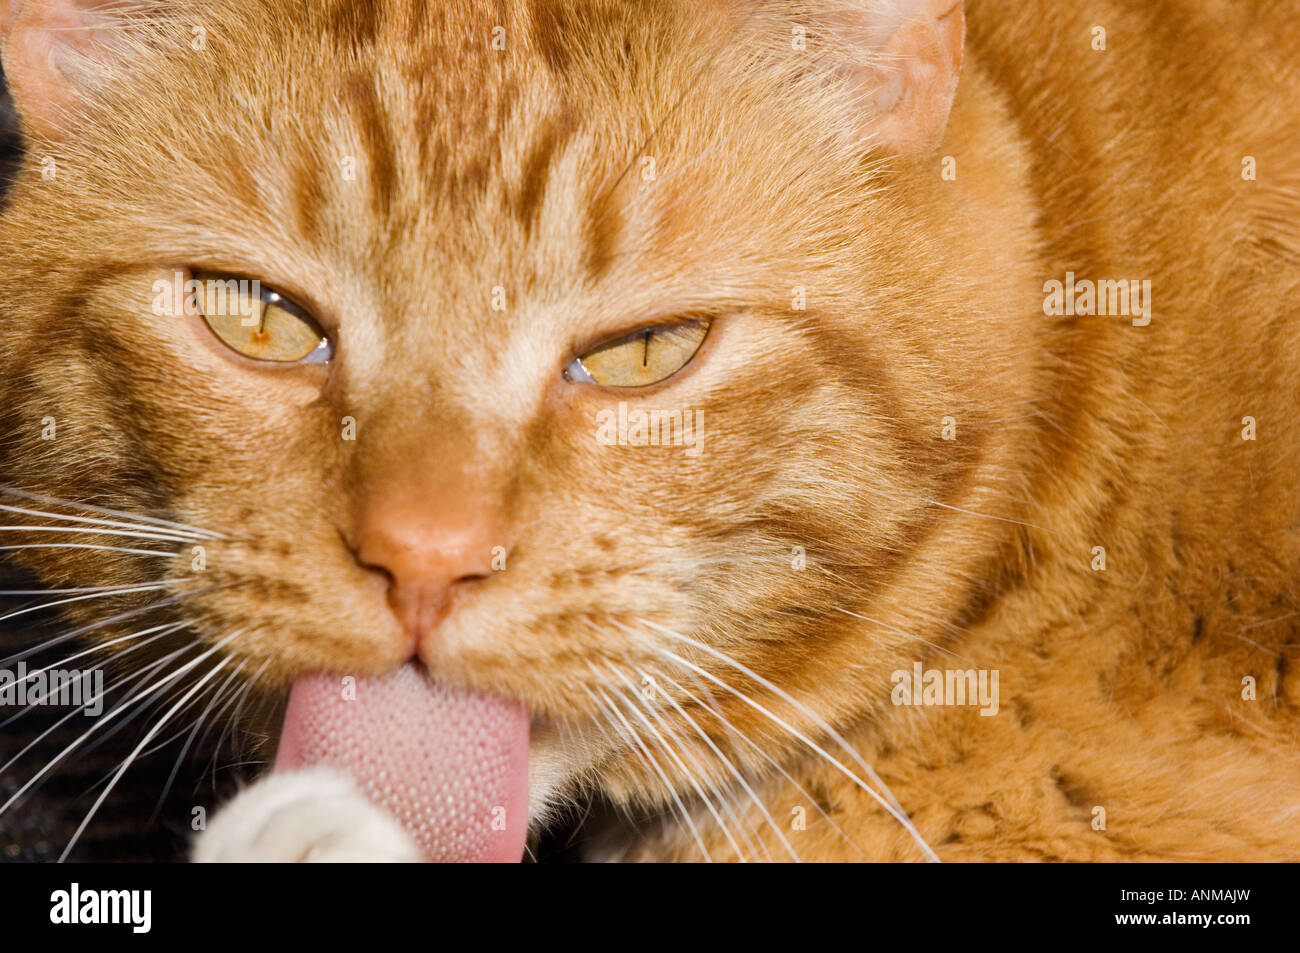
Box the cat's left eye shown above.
[564,319,711,388]
[193,271,332,364]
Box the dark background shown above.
[0,66,17,195]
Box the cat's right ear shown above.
[0,0,138,142]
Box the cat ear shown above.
[0,0,139,141]
[804,0,965,156]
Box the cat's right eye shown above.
[193,271,332,365]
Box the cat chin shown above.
[523,720,595,826]
[192,766,423,863]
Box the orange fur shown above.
[0,0,1298,860]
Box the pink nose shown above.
[356,495,500,653]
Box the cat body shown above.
[0,0,1297,861]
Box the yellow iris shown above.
[194,272,330,364]
[569,319,710,387]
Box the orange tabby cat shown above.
[0,0,1297,861]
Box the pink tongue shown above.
[275,664,530,862]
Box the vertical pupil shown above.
[641,329,652,366]
[257,292,274,334]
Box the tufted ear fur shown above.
[759,0,966,155]
[856,0,964,154]
[0,0,154,142]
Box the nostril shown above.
[361,567,397,611]
[351,490,506,645]
[356,541,503,644]
[362,560,397,588]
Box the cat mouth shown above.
[274,663,531,862]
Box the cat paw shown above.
[192,766,423,862]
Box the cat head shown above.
[0,0,1039,838]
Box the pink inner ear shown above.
[844,2,966,156]
[1,0,131,139]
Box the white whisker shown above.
[122,660,248,766]
[0,486,226,539]
[0,543,177,557]
[2,619,190,702]
[0,525,196,544]
[920,497,1055,536]
[1,584,172,595]
[645,624,939,862]
[0,582,171,625]
[584,682,712,862]
[600,663,750,862]
[629,663,801,862]
[203,660,270,790]
[0,631,240,817]
[655,664,868,860]
[61,648,236,861]
[833,605,968,662]
[0,641,190,777]
[0,585,219,669]
[0,502,204,541]
[146,662,251,823]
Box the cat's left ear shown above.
[0,0,140,142]
[856,0,964,155]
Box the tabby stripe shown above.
[530,0,576,75]
[345,74,400,217]
[289,144,329,249]
[326,0,383,49]
[515,110,577,238]
[584,175,626,283]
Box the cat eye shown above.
[564,319,710,388]
[193,271,332,364]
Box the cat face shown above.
[0,0,1040,833]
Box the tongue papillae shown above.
[275,664,530,862]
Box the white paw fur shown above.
[192,766,423,863]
